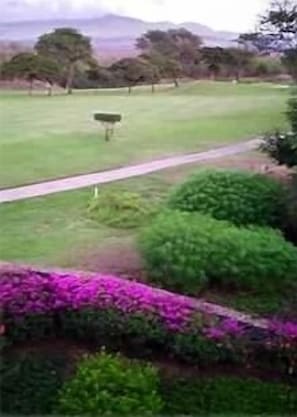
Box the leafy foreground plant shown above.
[88,189,157,229]
[168,169,285,227]
[57,351,162,416]
[140,210,297,294]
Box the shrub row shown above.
[2,352,296,415]
[140,211,297,293]
[1,268,296,375]
[168,169,285,227]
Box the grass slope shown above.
[0,82,287,188]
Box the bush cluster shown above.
[168,169,285,226]
[57,351,162,416]
[161,376,297,415]
[140,211,297,294]
[88,189,157,229]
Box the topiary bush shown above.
[168,169,285,226]
[161,376,297,415]
[88,189,157,229]
[57,351,163,416]
[140,211,297,294]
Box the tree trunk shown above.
[47,82,53,96]
[66,63,75,95]
[28,79,34,96]
[173,78,179,88]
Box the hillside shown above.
[0,14,238,57]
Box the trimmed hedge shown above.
[57,352,162,416]
[168,169,285,226]
[140,211,297,293]
[161,376,297,415]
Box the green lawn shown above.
[0,81,288,188]
[0,81,293,317]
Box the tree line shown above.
[0,0,296,95]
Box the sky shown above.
[1,0,271,31]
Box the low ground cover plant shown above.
[1,267,296,377]
[88,189,157,229]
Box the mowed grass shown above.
[0,81,288,188]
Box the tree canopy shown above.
[35,28,93,94]
[1,52,59,95]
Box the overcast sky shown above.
[1,0,271,31]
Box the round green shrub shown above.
[57,351,163,416]
[168,169,285,226]
[139,211,297,294]
[88,189,157,229]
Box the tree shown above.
[35,28,93,94]
[224,48,254,81]
[201,47,227,79]
[282,48,297,81]
[110,57,153,93]
[1,52,59,95]
[240,1,297,80]
[137,29,202,86]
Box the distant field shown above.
[0,81,288,188]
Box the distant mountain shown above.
[0,14,239,58]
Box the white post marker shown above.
[94,186,99,199]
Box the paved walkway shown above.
[0,139,261,204]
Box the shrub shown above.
[88,189,157,229]
[140,211,297,293]
[1,353,66,415]
[261,131,297,167]
[168,169,285,227]
[57,351,162,416]
[161,376,297,415]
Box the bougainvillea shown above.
[1,267,297,375]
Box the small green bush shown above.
[140,211,297,294]
[57,351,163,416]
[88,189,157,229]
[161,376,297,415]
[1,353,66,415]
[168,169,285,226]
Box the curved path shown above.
[0,139,261,204]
